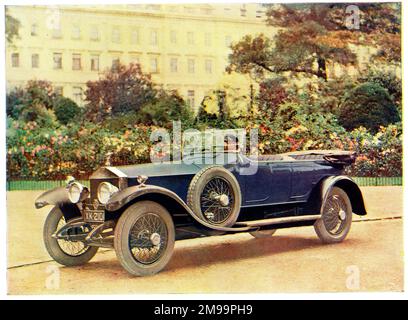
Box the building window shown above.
[150,57,158,73]
[170,30,177,44]
[72,54,81,70]
[72,25,81,39]
[73,87,83,104]
[240,5,247,17]
[150,30,158,46]
[53,53,62,69]
[256,5,264,18]
[52,25,62,39]
[31,23,38,36]
[187,59,195,73]
[131,29,139,44]
[54,86,63,96]
[90,25,100,41]
[225,35,232,47]
[91,54,99,71]
[11,53,19,67]
[112,27,121,43]
[205,33,212,46]
[187,32,194,45]
[187,90,195,107]
[112,58,120,70]
[32,54,39,68]
[205,59,212,74]
[170,58,178,73]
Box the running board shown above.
[235,214,321,228]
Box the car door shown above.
[240,160,292,206]
[290,161,317,201]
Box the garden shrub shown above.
[337,124,402,177]
[258,77,287,116]
[138,91,194,128]
[338,82,400,132]
[54,96,81,125]
[358,69,402,113]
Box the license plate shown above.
[84,210,105,222]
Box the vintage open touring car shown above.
[35,149,366,276]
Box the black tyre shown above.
[187,166,241,227]
[249,229,276,238]
[43,207,98,266]
[314,187,353,243]
[114,201,175,276]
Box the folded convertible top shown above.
[282,150,356,166]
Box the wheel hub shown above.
[150,232,161,246]
[339,209,346,221]
[211,193,229,206]
[219,194,229,206]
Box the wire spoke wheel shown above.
[55,216,90,257]
[128,213,168,265]
[314,187,352,244]
[43,207,98,266]
[322,195,348,235]
[188,166,241,227]
[114,201,175,276]
[200,177,235,224]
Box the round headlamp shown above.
[68,182,88,203]
[97,182,119,204]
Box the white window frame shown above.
[53,53,62,69]
[32,53,39,68]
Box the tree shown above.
[227,3,400,81]
[338,82,400,132]
[5,8,20,44]
[84,63,157,122]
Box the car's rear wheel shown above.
[249,229,276,238]
[314,187,353,243]
[43,207,98,266]
[187,166,241,227]
[114,201,175,276]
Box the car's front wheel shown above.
[114,201,175,276]
[314,187,353,243]
[43,207,98,266]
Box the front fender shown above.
[321,176,367,215]
[106,185,187,212]
[34,186,70,209]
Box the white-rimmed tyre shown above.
[314,187,353,243]
[43,207,98,266]
[114,201,175,276]
[187,166,241,227]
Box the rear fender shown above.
[321,176,367,215]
